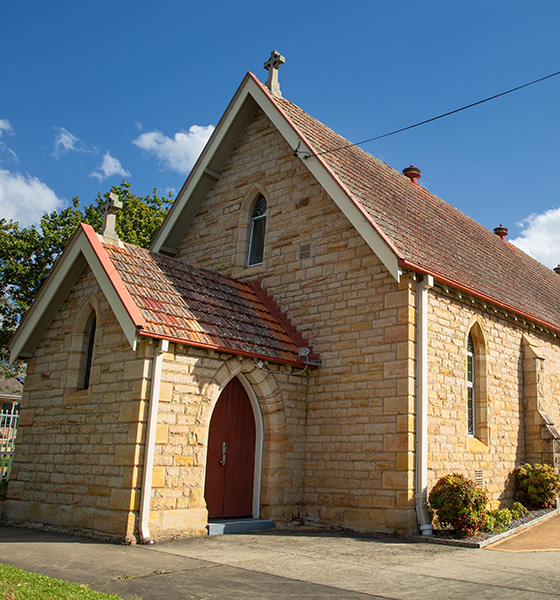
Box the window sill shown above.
[467,437,489,453]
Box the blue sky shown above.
[1,1,560,267]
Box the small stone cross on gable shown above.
[100,192,122,239]
[264,50,285,97]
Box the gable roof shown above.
[153,72,560,335]
[10,224,145,361]
[9,224,310,367]
[102,241,310,366]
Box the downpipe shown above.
[416,275,434,536]
[139,338,168,544]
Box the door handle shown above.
[219,441,227,465]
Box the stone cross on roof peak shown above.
[100,192,122,240]
[264,50,285,97]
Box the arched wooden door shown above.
[205,378,257,518]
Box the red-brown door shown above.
[205,378,257,518]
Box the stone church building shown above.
[5,53,560,542]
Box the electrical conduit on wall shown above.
[139,338,168,544]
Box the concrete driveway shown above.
[1,524,560,599]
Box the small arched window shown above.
[83,316,96,390]
[247,195,267,267]
[467,334,475,436]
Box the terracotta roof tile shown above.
[102,242,308,366]
[270,92,560,332]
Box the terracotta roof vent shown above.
[553,265,560,275]
[403,165,421,185]
[493,224,508,240]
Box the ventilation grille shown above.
[474,470,484,486]
[299,243,311,260]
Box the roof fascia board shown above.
[152,73,400,280]
[9,227,140,362]
[9,250,88,361]
[151,73,259,254]
[80,241,139,351]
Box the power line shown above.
[302,68,560,159]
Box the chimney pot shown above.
[403,165,421,185]
[493,224,508,240]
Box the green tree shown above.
[0,181,172,375]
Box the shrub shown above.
[428,473,488,538]
[494,508,512,529]
[483,512,496,532]
[483,508,513,533]
[511,501,529,520]
[514,463,560,508]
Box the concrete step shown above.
[207,518,274,535]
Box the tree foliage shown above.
[0,181,172,375]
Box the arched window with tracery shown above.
[467,333,475,436]
[466,322,488,446]
[247,194,267,267]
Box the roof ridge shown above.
[247,279,319,362]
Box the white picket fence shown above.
[1,403,19,480]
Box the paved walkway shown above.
[1,523,560,599]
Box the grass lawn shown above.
[0,564,133,600]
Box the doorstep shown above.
[207,518,274,535]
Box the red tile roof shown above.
[264,86,560,332]
[102,241,309,366]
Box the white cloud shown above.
[0,119,18,163]
[0,169,64,226]
[510,207,560,268]
[52,127,93,159]
[90,151,131,182]
[0,119,14,137]
[132,124,214,174]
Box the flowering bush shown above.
[514,463,560,508]
[428,473,488,538]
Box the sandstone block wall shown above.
[177,109,417,534]
[148,348,308,540]
[3,268,149,542]
[427,285,560,505]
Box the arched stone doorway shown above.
[204,377,262,518]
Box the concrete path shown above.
[2,525,560,599]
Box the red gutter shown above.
[138,330,310,369]
[81,224,148,329]
[399,258,560,336]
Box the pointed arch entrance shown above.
[204,377,262,518]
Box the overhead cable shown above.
[301,68,560,159]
